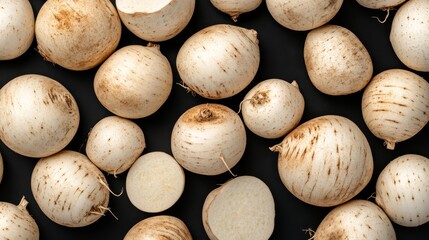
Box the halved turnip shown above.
[271,115,373,207]
[0,197,39,239]
[375,154,429,227]
[0,74,79,158]
[31,150,110,227]
[171,103,246,175]
[313,200,396,240]
[202,175,275,240]
[361,69,429,150]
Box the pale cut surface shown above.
[116,0,171,13]
[203,176,275,240]
[126,152,185,213]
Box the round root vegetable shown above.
[210,0,262,21]
[0,74,80,158]
[86,116,146,175]
[0,197,39,240]
[304,24,373,96]
[31,150,110,227]
[176,24,260,99]
[375,154,429,227]
[241,79,305,139]
[124,215,192,240]
[313,200,396,240]
[0,0,34,60]
[116,0,195,42]
[361,69,429,150]
[390,0,429,72]
[355,0,406,9]
[171,103,246,176]
[202,176,275,240]
[271,115,373,207]
[265,0,343,31]
[126,151,185,213]
[35,0,121,71]
[94,44,173,119]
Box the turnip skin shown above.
[314,200,396,240]
[0,197,39,240]
[86,116,146,175]
[35,0,122,71]
[304,24,373,96]
[0,0,35,60]
[124,215,192,240]
[390,0,429,72]
[241,79,305,139]
[31,150,110,227]
[265,0,343,31]
[171,103,246,176]
[94,44,173,119]
[272,115,373,207]
[376,154,429,227]
[355,0,406,9]
[0,74,80,158]
[361,69,429,150]
[176,24,260,99]
[116,0,195,42]
[209,0,262,21]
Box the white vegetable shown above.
[124,215,192,240]
[271,115,373,207]
[35,0,121,71]
[126,151,185,213]
[313,200,396,240]
[171,103,246,175]
[265,0,343,31]
[390,0,429,72]
[0,74,79,158]
[94,44,173,119]
[86,116,146,175]
[304,24,373,95]
[202,176,275,240]
[116,0,195,42]
[0,197,39,240]
[361,69,429,150]
[375,154,429,227]
[176,24,259,99]
[210,0,262,21]
[0,0,34,60]
[355,0,406,9]
[31,150,110,227]
[241,79,305,139]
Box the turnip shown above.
[126,151,185,213]
[0,197,39,240]
[240,79,305,139]
[35,0,121,71]
[313,200,396,240]
[202,175,275,240]
[124,215,192,240]
[116,0,195,42]
[31,150,111,227]
[86,116,146,175]
[265,0,343,31]
[361,69,429,150]
[210,0,263,21]
[271,115,373,207]
[355,0,406,9]
[176,24,259,99]
[171,103,246,175]
[390,0,429,72]
[375,154,429,227]
[304,24,373,96]
[0,0,34,60]
[0,74,79,158]
[94,44,173,119]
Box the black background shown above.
[0,0,428,239]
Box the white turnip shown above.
[210,0,262,21]
[0,197,39,240]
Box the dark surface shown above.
[0,0,428,239]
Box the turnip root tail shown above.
[384,140,396,150]
[220,153,237,177]
[17,196,29,211]
[371,7,393,23]
[302,228,315,240]
[176,82,196,96]
[90,205,118,220]
[367,192,376,200]
[269,143,282,152]
[98,177,123,197]
[237,98,251,114]
[291,80,299,89]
